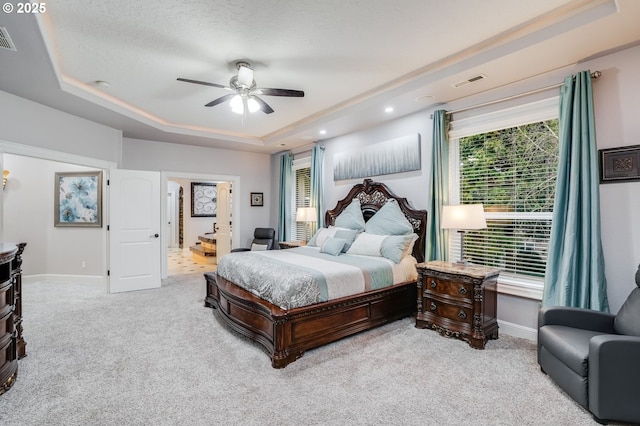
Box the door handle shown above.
[150,233,159,238]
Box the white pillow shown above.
[307,226,351,247]
[346,232,387,257]
[250,243,268,251]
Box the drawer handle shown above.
[459,287,467,295]
[458,310,467,320]
[430,302,437,311]
[430,280,437,288]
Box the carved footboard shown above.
[204,272,417,368]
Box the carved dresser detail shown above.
[416,260,499,349]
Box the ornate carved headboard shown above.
[325,179,427,263]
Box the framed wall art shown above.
[333,133,421,181]
[54,171,103,227]
[599,145,640,184]
[191,182,217,217]
[250,192,263,207]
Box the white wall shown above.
[0,90,122,163]
[589,44,640,312]
[2,154,105,276]
[122,138,272,249]
[322,113,432,213]
[0,90,121,279]
[280,44,640,335]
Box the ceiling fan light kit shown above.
[177,61,304,115]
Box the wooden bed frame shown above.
[204,179,427,368]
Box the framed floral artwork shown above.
[54,171,103,227]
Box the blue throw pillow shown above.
[381,234,417,263]
[320,237,347,256]
[333,229,359,252]
[365,199,413,235]
[334,198,366,231]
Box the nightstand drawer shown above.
[423,296,473,326]
[423,275,473,301]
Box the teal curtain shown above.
[310,145,325,230]
[543,71,609,311]
[426,110,449,261]
[278,152,293,242]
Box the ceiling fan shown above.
[177,61,304,115]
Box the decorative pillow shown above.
[250,243,268,251]
[320,237,347,256]
[334,198,366,231]
[365,199,413,236]
[381,234,418,263]
[347,232,387,257]
[333,229,359,252]
[308,226,351,247]
[308,228,330,247]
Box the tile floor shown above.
[167,247,217,275]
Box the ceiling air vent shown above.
[452,74,486,88]
[0,26,17,51]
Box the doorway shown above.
[162,172,239,278]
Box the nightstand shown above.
[415,260,500,349]
[278,241,306,250]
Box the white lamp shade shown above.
[441,204,487,230]
[296,207,318,222]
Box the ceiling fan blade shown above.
[252,96,274,114]
[237,65,254,88]
[257,88,305,97]
[177,77,228,89]
[205,93,236,107]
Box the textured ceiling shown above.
[1,0,640,153]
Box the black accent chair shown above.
[537,264,640,424]
[231,228,276,252]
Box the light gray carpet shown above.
[0,274,600,425]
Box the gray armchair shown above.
[537,264,640,424]
[230,228,276,252]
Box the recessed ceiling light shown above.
[94,80,110,88]
[319,130,327,135]
[385,106,394,113]
[279,143,286,146]
[415,95,434,103]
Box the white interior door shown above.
[109,169,161,293]
[216,182,231,259]
[167,190,177,247]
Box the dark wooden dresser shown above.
[416,260,500,349]
[0,242,26,395]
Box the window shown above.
[449,98,559,296]
[290,157,311,241]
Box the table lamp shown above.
[296,207,317,242]
[441,204,487,264]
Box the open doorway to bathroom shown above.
[164,175,235,277]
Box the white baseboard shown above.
[23,274,106,286]
[498,319,537,341]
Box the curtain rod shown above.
[435,70,601,117]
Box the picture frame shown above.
[250,192,263,207]
[54,171,103,227]
[191,182,217,217]
[599,145,640,184]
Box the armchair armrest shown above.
[538,306,615,333]
[588,335,640,423]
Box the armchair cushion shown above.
[614,288,640,336]
[538,325,603,376]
